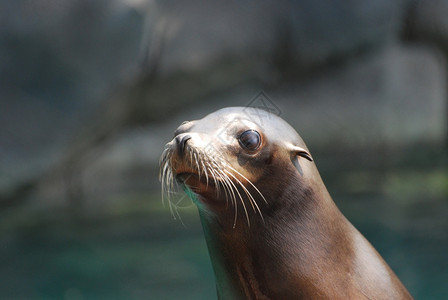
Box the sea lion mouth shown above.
[175,172,195,183]
[175,172,216,189]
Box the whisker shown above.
[223,169,264,225]
[212,165,233,210]
[207,159,233,208]
[227,165,268,205]
[200,159,209,188]
[193,149,201,178]
[214,165,250,227]
[218,169,239,228]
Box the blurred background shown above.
[1,0,447,299]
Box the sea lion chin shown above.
[160,107,413,299]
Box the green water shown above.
[1,165,447,299]
[0,197,216,299]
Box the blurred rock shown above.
[276,43,446,150]
[281,0,407,68]
[1,0,447,205]
[70,43,444,199]
[156,0,408,75]
[407,0,448,49]
[0,0,146,194]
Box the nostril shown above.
[176,134,192,156]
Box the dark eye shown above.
[238,130,261,151]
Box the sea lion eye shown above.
[238,130,261,151]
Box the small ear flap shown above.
[292,146,313,162]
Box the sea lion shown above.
[159,107,412,299]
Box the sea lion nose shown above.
[175,134,192,157]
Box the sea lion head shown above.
[160,107,315,225]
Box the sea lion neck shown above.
[197,178,350,299]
